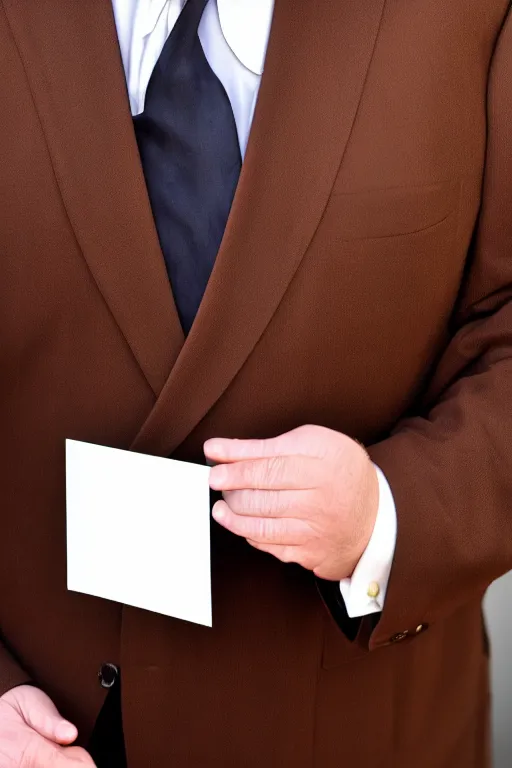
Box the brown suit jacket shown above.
[1,0,512,765]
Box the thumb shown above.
[10,685,78,745]
[204,425,322,463]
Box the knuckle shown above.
[265,456,285,486]
[262,490,278,517]
[256,518,269,540]
[238,461,255,488]
[257,517,274,541]
[300,554,317,572]
[245,490,259,515]
[279,546,298,564]
[27,709,44,736]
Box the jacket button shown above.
[98,663,119,689]
[390,631,409,643]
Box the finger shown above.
[245,540,302,565]
[22,740,96,768]
[13,686,78,745]
[212,501,308,544]
[222,488,313,518]
[246,540,318,571]
[209,455,321,492]
[61,746,97,765]
[204,425,322,463]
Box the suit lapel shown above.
[4,0,386,453]
[2,0,184,397]
[131,0,387,455]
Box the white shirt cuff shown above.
[339,465,397,618]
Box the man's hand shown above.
[0,685,95,767]
[205,425,380,581]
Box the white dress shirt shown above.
[111,0,397,618]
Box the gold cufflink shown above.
[367,581,380,599]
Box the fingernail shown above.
[212,505,225,521]
[56,721,77,741]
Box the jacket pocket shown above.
[327,180,460,241]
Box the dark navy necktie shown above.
[133,0,242,333]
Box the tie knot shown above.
[174,0,210,43]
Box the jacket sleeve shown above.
[359,8,512,651]
[0,637,31,697]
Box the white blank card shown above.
[66,440,212,627]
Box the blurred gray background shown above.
[485,572,512,767]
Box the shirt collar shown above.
[217,0,274,76]
[142,0,185,38]
[142,0,274,75]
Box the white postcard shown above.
[66,439,212,627]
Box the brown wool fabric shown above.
[0,0,511,765]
